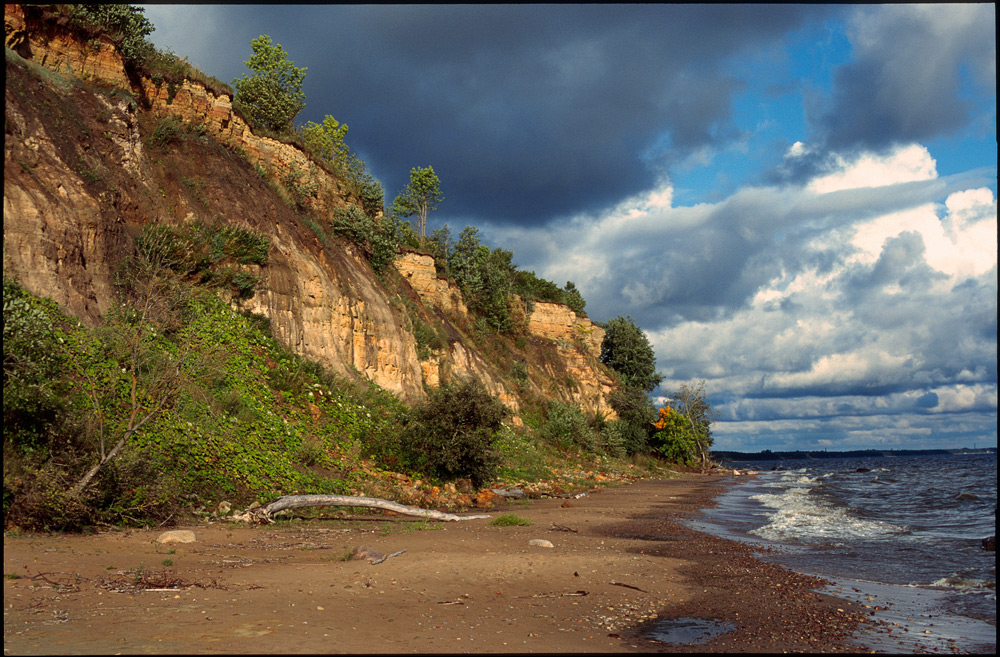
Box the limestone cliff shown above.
[3,5,616,416]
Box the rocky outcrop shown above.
[393,251,468,318]
[5,4,130,89]
[526,300,604,356]
[2,5,615,417]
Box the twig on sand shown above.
[610,581,648,593]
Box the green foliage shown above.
[538,401,598,452]
[650,406,697,466]
[299,115,349,169]
[232,35,306,134]
[2,252,416,529]
[330,205,402,274]
[512,273,586,316]
[391,166,443,241]
[490,513,531,527]
[494,425,552,481]
[658,380,717,468]
[87,445,180,525]
[606,385,657,455]
[149,116,185,148]
[599,315,662,393]
[428,225,453,277]
[70,4,154,66]
[411,317,447,360]
[431,227,588,335]
[297,116,383,217]
[448,227,517,333]
[3,462,91,531]
[2,279,79,454]
[141,47,232,98]
[133,222,269,300]
[511,360,529,389]
[283,163,319,212]
[562,281,586,316]
[404,378,509,488]
[356,173,385,220]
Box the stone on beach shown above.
[528,539,554,548]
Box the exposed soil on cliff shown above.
[4,474,872,654]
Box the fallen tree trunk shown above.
[232,494,491,525]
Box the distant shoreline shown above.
[713,446,997,462]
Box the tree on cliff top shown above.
[391,166,443,242]
[232,35,306,135]
[69,4,154,66]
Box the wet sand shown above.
[4,474,872,654]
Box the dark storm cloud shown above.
[816,4,996,153]
[142,5,996,451]
[156,4,840,227]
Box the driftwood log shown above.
[232,494,491,525]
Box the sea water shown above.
[690,452,996,653]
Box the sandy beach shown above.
[3,474,871,654]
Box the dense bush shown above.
[404,379,509,487]
[330,205,401,274]
[69,4,154,66]
[132,222,268,302]
[2,279,78,454]
[512,271,587,317]
[538,400,598,452]
[606,385,657,455]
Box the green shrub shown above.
[2,279,78,454]
[231,35,306,135]
[330,205,401,274]
[230,271,260,300]
[358,175,384,219]
[606,385,656,455]
[149,116,185,148]
[405,378,509,488]
[411,317,446,360]
[538,400,598,452]
[283,163,319,212]
[598,420,630,458]
[490,513,531,527]
[69,4,154,67]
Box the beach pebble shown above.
[528,539,554,548]
[155,530,196,544]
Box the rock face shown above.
[2,6,616,416]
[394,251,468,318]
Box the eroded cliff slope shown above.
[3,5,615,417]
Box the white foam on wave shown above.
[749,478,904,543]
[931,574,997,595]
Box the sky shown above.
[142,4,997,452]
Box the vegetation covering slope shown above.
[3,4,716,531]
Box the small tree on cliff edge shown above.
[391,166,443,242]
[232,35,306,135]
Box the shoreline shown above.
[4,473,871,654]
